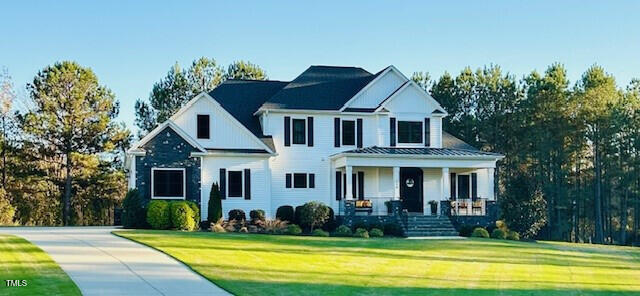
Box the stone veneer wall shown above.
[135,127,201,206]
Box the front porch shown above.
[330,147,503,235]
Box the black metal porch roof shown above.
[340,146,503,158]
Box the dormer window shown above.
[398,121,422,144]
[342,120,355,146]
[197,114,210,139]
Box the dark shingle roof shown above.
[340,146,503,157]
[208,80,288,151]
[260,66,379,110]
[442,131,478,150]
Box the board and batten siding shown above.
[346,69,406,109]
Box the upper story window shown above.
[292,119,306,145]
[398,121,422,144]
[286,173,315,189]
[342,120,355,146]
[197,114,210,139]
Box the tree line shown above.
[413,64,640,245]
[1,58,639,246]
[0,58,266,226]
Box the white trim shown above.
[171,92,275,154]
[339,65,411,112]
[191,152,275,158]
[151,167,186,200]
[254,108,383,116]
[375,80,447,115]
[128,121,206,153]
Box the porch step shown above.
[403,215,459,237]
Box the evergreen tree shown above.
[208,182,222,222]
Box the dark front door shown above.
[400,167,423,213]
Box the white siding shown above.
[200,156,271,220]
[347,70,406,109]
[431,116,442,148]
[172,96,265,150]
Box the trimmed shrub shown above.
[299,202,330,231]
[485,223,497,234]
[506,230,520,241]
[169,201,196,231]
[312,229,329,237]
[293,205,304,226]
[368,223,384,232]
[285,224,302,235]
[323,207,338,232]
[250,209,266,225]
[208,183,222,223]
[0,188,15,226]
[276,205,295,223]
[471,227,490,238]
[147,200,170,230]
[334,225,353,237]
[369,228,384,238]
[228,209,246,222]
[121,189,146,229]
[459,225,475,237]
[383,223,403,237]
[239,227,248,233]
[211,219,226,233]
[491,228,506,239]
[353,222,368,231]
[353,228,369,238]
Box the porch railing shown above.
[441,198,493,216]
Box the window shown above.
[228,171,243,197]
[342,120,355,146]
[293,173,307,188]
[197,115,210,139]
[152,168,185,199]
[287,173,315,189]
[292,119,306,144]
[457,175,470,199]
[398,121,423,144]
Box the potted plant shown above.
[428,200,438,215]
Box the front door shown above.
[400,167,423,213]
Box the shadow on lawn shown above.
[215,279,640,296]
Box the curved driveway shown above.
[0,227,230,296]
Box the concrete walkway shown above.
[0,227,230,296]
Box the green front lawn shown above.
[115,231,640,296]
[0,234,80,296]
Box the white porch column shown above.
[441,167,450,200]
[487,167,495,200]
[345,165,353,200]
[393,166,400,200]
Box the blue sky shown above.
[2,1,639,134]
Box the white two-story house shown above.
[127,65,503,230]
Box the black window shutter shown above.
[335,172,342,200]
[285,173,292,188]
[390,117,396,147]
[450,173,456,199]
[307,117,314,147]
[334,118,340,147]
[356,118,363,148]
[244,169,251,200]
[284,116,291,147]
[220,169,226,200]
[351,173,357,199]
[424,118,431,147]
[309,174,315,188]
[357,171,364,200]
[471,173,478,200]
[343,174,346,196]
